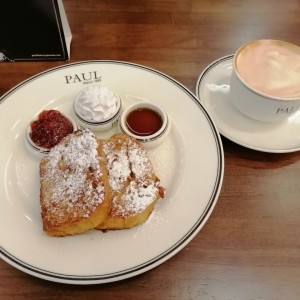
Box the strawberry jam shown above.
[30,110,73,149]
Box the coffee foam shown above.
[236,40,300,98]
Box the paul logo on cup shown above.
[230,39,300,122]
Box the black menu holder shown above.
[0,0,71,62]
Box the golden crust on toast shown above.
[96,133,165,230]
[39,129,111,236]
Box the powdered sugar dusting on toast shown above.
[41,129,104,219]
[118,180,160,216]
[103,135,161,217]
[104,144,131,192]
[128,141,153,179]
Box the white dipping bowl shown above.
[119,102,171,149]
[26,111,78,155]
[73,87,123,132]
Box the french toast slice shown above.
[39,129,111,236]
[96,133,165,230]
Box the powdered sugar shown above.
[103,135,161,217]
[104,144,130,192]
[116,180,159,216]
[128,143,153,179]
[41,129,104,220]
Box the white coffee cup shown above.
[230,39,300,122]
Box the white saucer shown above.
[196,55,300,153]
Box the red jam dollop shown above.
[126,108,163,136]
[30,110,73,149]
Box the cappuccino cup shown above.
[230,39,300,122]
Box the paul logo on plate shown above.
[65,71,101,84]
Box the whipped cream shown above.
[75,85,119,122]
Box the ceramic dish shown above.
[0,60,224,284]
[26,111,78,155]
[196,55,300,153]
[119,101,171,149]
[73,85,123,132]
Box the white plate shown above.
[196,55,300,153]
[0,61,224,284]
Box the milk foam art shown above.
[230,40,300,122]
[236,40,300,98]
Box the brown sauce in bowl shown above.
[125,108,163,136]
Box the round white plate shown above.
[196,55,300,153]
[0,61,224,284]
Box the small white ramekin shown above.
[26,111,78,155]
[73,94,122,132]
[119,101,171,149]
